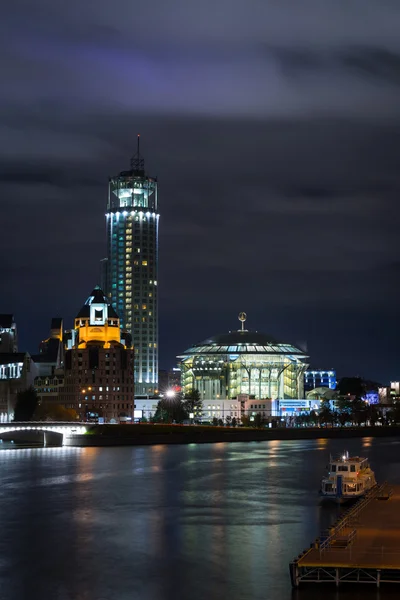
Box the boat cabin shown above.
[321,454,375,499]
[329,456,370,475]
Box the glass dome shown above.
[180,330,305,356]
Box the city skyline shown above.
[1,2,400,383]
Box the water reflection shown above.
[1,438,400,599]
[316,437,329,449]
[362,437,373,448]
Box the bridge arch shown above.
[0,423,88,445]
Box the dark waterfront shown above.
[1,438,400,600]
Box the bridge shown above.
[0,422,88,446]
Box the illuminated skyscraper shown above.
[104,137,159,395]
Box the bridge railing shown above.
[0,423,88,436]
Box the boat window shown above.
[338,465,348,472]
[331,464,336,472]
[350,465,356,472]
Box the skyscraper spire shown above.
[130,134,145,174]
[106,140,159,396]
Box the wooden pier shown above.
[290,483,400,587]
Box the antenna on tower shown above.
[130,134,145,174]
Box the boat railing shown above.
[319,483,391,554]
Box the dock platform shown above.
[290,483,400,587]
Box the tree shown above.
[337,377,366,399]
[388,403,400,425]
[212,416,219,426]
[351,397,368,426]
[335,396,353,426]
[308,410,319,426]
[217,418,224,427]
[253,413,264,428]
[231,417,237,427]
[241,415,251,427]
[34,403,78,421]
[318,398,333,427]
[225,416,232,427]
[366,404,379,426]
[154,398,188,423]
[183,388,203,419]
[13,386,38,421]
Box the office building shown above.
[158,367,182,393]
[103,137,159,396]
[0,314,18,353]
[32,318,64,377]
[304,369,336,392]
[0,353,37,421]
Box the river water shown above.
[1,437,400,600]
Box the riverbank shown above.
[64,423,400,447]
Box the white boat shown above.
[320,452,376,503]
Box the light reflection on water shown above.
[0,438,399,600]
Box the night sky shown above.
[1,1,400,383]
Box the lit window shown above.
[142,304,147,310]
[142,260,148,266]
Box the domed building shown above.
[178,315,309,420]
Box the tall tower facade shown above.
[105,138,159,396]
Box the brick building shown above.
[61,286,134,422]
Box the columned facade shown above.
[178,323,308,405]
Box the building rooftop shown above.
[180,330,306,356]
[51,317,63,330]
[0,314,14,329]
[76,286,119,319]
[0,352,27,365]
[32,338,61,363]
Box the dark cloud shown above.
[0,161,103,187]
[1,1,400,382]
